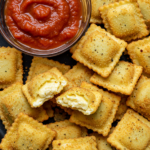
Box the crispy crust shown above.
[0,82,48,130]
[26,57,70,83]
[52,136,97,150]
[70,84,121,136]
[127,36,150,77]
[47,120,74,129]
[90,128,115,150]
[0,47,23,89]
[138,0,150,30]
[126,75,150,121]
[107,109,150,150]
[64,63,94,86]
[90,61,143,95]
[90,0,118,24]
[47,120,82,140]
[99,0,149,41]
[72,24,127,78]
[114,94,128,121]
[70,37,84,54]
[22,68,68,108]
[0,113,56,150]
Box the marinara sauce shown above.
[5,0,82,49]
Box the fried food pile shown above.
[1,0,150,149]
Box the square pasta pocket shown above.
[138,0,150,30]
[26,57,70,83]
[90,61,143,95]
[90,0,118,24]
[0,82,48,130]
[0,47,23,89]
[0,113,56,150]
[64,63,94,86]
[70,82,121,136]
[52,136,97,150]
[127,36,150,77]
[72,24,127,78]
[107,109,150,150]
[127,76,150,121]
[99,0,149,41]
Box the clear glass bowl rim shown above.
[0,0,91,57]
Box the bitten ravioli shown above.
[0,113,56,150]
[0,47,23,89]
[127,76,150,121]
[99,0,149,41]
[90,61,143,95]
[90,0,118,24]
[56,85,102,115]
[52,136,97,150]
[72,24,127,78]
[22,67,68,107]
[26,57,70,83]
[107,109,150,150]
[0,82,48,130]
[70,82,121,136]
[127,36,150,77]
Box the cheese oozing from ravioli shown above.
[33,78,67,107]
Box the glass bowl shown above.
[0,0,91,57]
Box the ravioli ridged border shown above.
[72,24,127,78]
[99,0,149,41]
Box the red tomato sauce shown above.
[5,0,82,49]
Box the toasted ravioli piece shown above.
[138,0,150,30]
[90,0,118,24]
[90,129,115,150]
[114,94,128,121]
[48,121,82,140]
[70,25,99,54]
[22,67,68,108]
[99,0,149,41]
[0,82,48,130]
[26,57,70,83]
[56,86,102,115]
[47,120,74,129]
[127,36,150,77]
[0,113,56,150]
[126,76,150,121]
[52,136,97,150]
[64,63,94,86]
[90,61,143,95]
[107,109,150,150]
[70,84,120,136]
[72,24,127,78]
[0,47,23,89]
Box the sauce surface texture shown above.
[5,0,82,49]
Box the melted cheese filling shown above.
[57,94,93,115]
[33,79,67,107]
